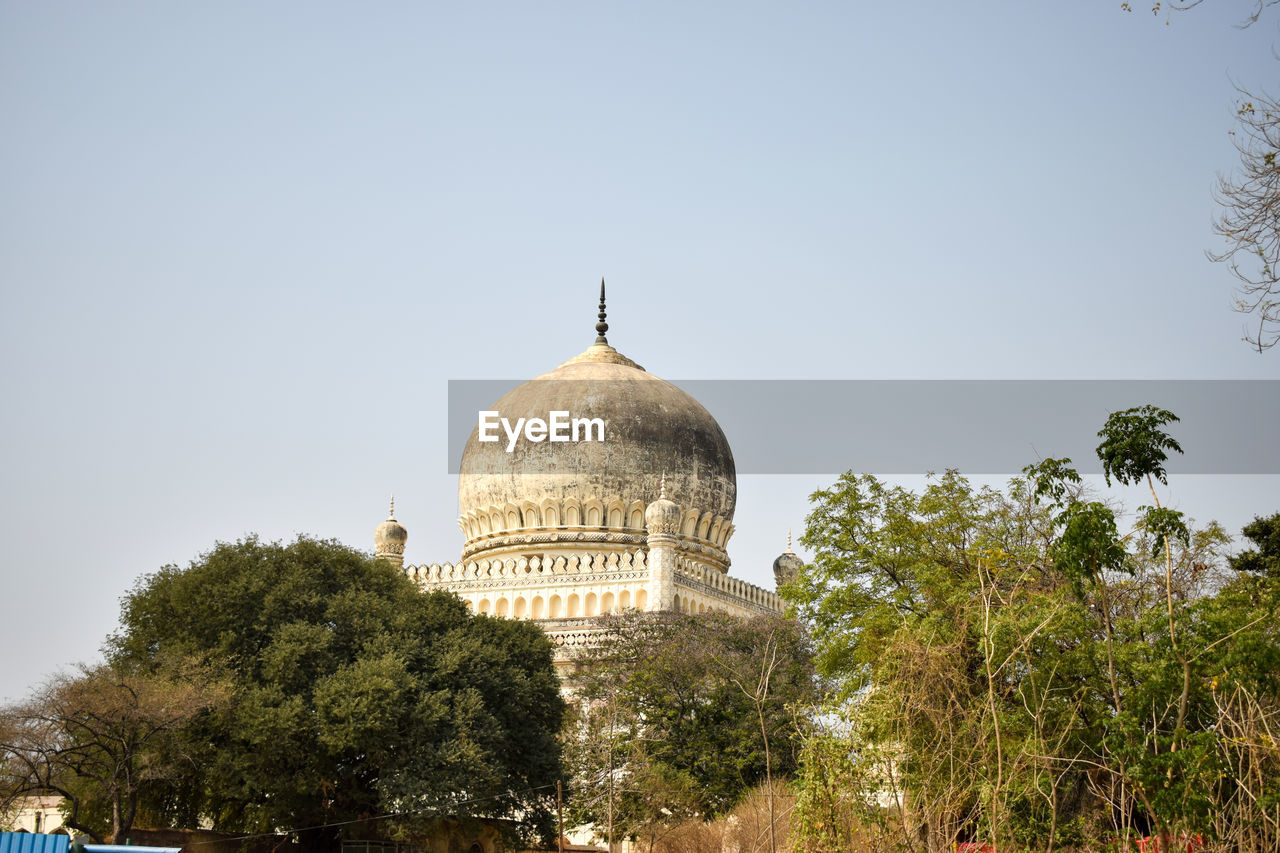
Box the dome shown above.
[457,339,737,570]
[374,497,408,563]
[772,533,803,588]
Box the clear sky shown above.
[2,1,1277,703]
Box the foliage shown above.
[791,470,1052,694]
[563,611,815,850]
[0,661,227,841]
[1230,512,1280,577]
[645,781,798,853]
[1095,404,1182,488]
[785,407,1280,852]
[106,536,565,850]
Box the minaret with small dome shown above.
[373,496,408,569]
[773,531,803,588]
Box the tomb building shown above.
[383,284,790,667]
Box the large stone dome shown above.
[457,341,737,570]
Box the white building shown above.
[2,796,65,834]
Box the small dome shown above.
[645,475,681,535]
[773,532,803,588]
[375,497,407,558]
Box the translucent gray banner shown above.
[447,380,1279,475]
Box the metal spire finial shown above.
[595,278,609,344]
[388,495,396,520]
[787,529,795,553]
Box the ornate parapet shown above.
[403,545,782,626]
[673,558,784,616]
[406,549,648,589]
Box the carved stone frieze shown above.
[422,570,649,592]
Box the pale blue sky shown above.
[2,2,1277,702]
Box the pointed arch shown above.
[627,501,646,529]
[681,508,699,537]
[696,511,713,540]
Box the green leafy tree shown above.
[564,612,815,851]
[1230,512,1280,577]
[107,536,565,850]
[786,408,1278,852]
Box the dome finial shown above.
[389,494,396,520]
[659,472,667,499]
[595,278,609,344]
[787,529,793,552]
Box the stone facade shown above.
[404,549,783,665]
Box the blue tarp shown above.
[0,833,71,853]
[84,847,180,853]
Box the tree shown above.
[1229,512,1280,576]
[1211,88,1280,351]
[789,470,1075,851]
[563,612,815,851]
[1120,2,1279,350]
[0,662,227,842]
[786,409,1279,852]
[106,536,565,850]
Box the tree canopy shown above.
[0,661,227,842]
[105,536,565,850]
[563,611,816,851]
[785,409,1280,852]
